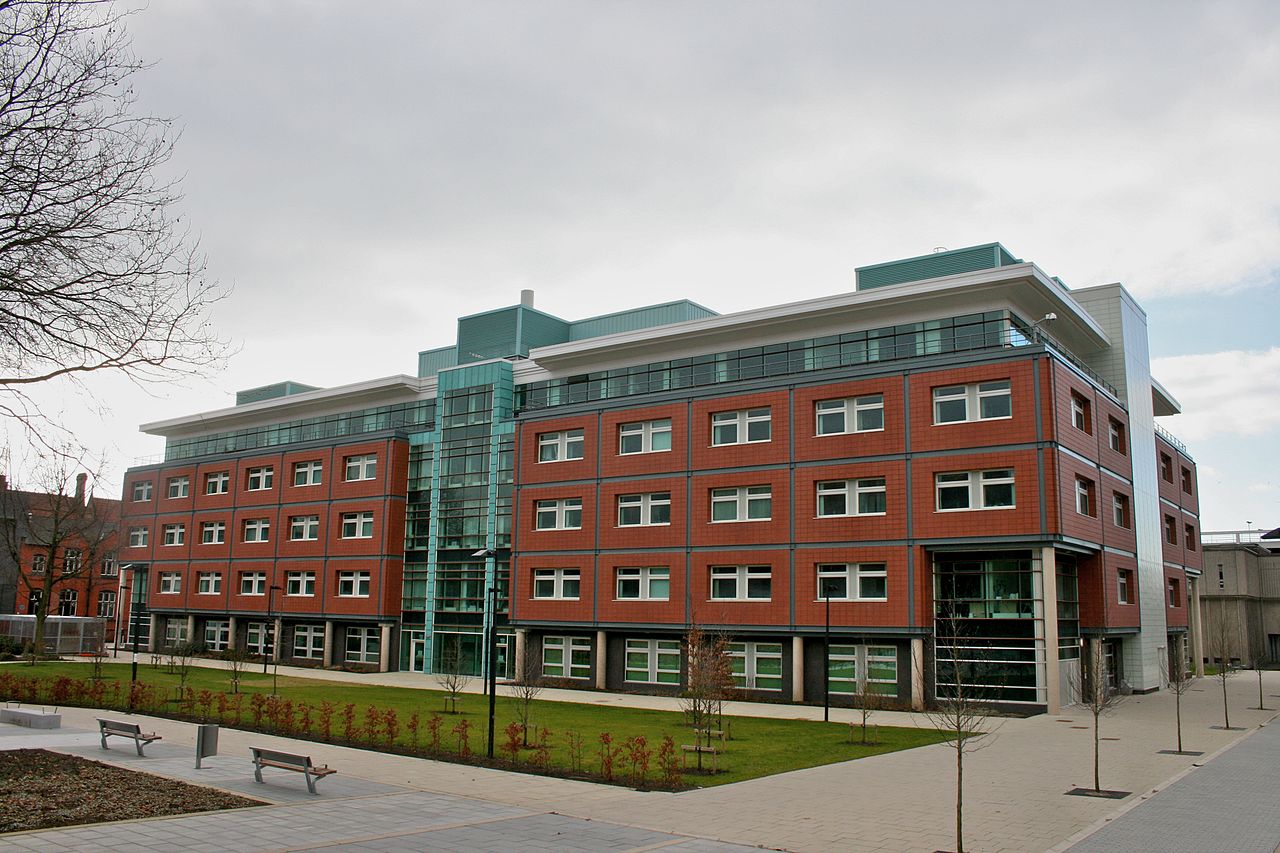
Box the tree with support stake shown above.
[1163,641,1200,755]
[1069,640,1128,797]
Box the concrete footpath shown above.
[2,660,1279,851]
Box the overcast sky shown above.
[9,0,1279,531]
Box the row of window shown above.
[195,620,380,664]
[28,552,117,575]
[1158,451,1195,495]
[543,636,897,693]
[154,569,373,598]
[128,512,376,548]
[130,455,379,502]
[532,562,889,602]
[26,589,116,618]
[1114,569,1184,608]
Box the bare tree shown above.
[1208,607,1240,729]
[1,0,228,451]
[679,622,733,771]
[224,643,248,694]
[852,676,886,745]
[0,463,116,659]
[507,646,544,746]
[1077,640,1126,792]
[1248,653,1271,711]
[435,635,471,713]
[1164,640,1197,753]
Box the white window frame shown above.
[617,492,671,527]
[31,554,46,574]
[286,571,316,597]
[932,380,1011,425]
[935,470,1015,511]
[828,643,898,696]
[710,565,772,601]
[294,624,325,659]
[240,572,267,596]
[1113,493,1130,528]
[337,570,371,597]
[205,472,229,495]
[167,476,190,499]
[710,486,771,522]
[128,526,149,548]
[131,480,153,502]
[246,621,271,656]
[816,563,888,601]
[1108,419,1126,454]
[727,641,783,691]
[615,566,670,601]
[1071,394,1090,433]
[341,511,374,539]
[246,466,273,491]
[197,572,222,595]
[158,572,182,594]
[624,638,682,684]
[532,568,580,600]
[243,518,270,543]
[204,620,230,652]
[293,460,323,487]
[97,590,117,618]
[815,478,886,517]
[534,498,582,530]
[162,524,185,546]
[711,408,771,446]
[619,418,672,455]
[815,394,885,436]
[344,454,377,481]
[290,515,321,541]
[1117,570,1132,605]
[1075,477,1095,516]
[100,556,117,577]
[58,590,78,615]
[201,521,226,544]
[538,429,585,463]
[345,626,380,664]
[62,548,81,573]
[543,635,592,679]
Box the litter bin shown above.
[195,723,219,769]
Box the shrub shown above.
[452,718,471,757]
[426,714,443,752]
[363,705,381,745]
[657,736,682,788]
[625,735,651,787]
[407,712,421,751]
[565,729,586,773]
[382,708,399,749]
[249,693,267,727]
[502,721,523,764]
[598,732,618,781]
[318,701,335,742]
[341,703,357,742]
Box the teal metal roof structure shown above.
[855,243,1023,291]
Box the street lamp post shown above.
[120,563,147,695]
[265,584,281,678]
[473,547,500,759]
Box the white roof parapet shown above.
[1151,377,1182,416]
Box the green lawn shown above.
[2,661,950,787]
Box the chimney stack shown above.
[75,472,88,502]
[520,289,535,308]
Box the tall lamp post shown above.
[120,564,146,689]
[265,584,281,676]
[473,548,499,759]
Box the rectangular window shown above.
[625,638,681,684]
[167,476,190,498]
[204,620,230,652]
[532,568,580,600]
[197,572,221,595]
[131,481,153,502]
[933,380,1011,424]
[243,518,270,542]
[344,454,377,481]
[163,620,189,646]
[1108,418,1126,454]
[288,515,320,541]
[935,470,1015,511]
[1112,493,1130,528]
[338,571,371,597]
[728,641,783,691]
[710,485,771,522]
[158,572,182,594]
[1070,393,1092,434]
[341,511,374,539]
[246,466,273,491]
[1180,466,1193,494]
[534,498,582,530]
[201,521,226,544]
[31,554,46,574]
[817,563,888,601]
[62,549,81,573]
[1117,569,1132,605]
[162,524,186,546]
[240,572,266,595]
[711,408,771,446]
[286,571,316,596]
[100,556,117,576]
[543,636,592,679]
[294,625,325,659]
[1185,524,1196,551]
[615,566,670,600]
[815,394,884,435]
[617,492,671,527]
[97,590,116,618]
[58,589,78,616]
[710,565,771,600]
[128,526,148,547]
[1075,477,1096,517]
[294,460,322,486]
[1164,514,1177,545]
[205,471,229,494]
[830,645,897,695]
[1159,453,1174,483]
[246,622,271,656]
[816,478,886,517]
[619,418,672,455]
[538,429,584,462]
[345,626,380,664]
[1167,578,1181,608]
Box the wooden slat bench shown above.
[97,718,161,756]
[681,743,720,772]
[250,746,336,795]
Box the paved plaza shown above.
[2,661,1279,851]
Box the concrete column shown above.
[185,614,196,645]
[379,623,392,672]
[515,628,528,681]
[323,620,335,668]
[274,617,284,663]
[595,630,607,690]
[791,636,805,703]
[910,637,926,711]
[1040,546,1061,714]
[147,613,159,652]
[1190,578,1205,676]
[227,615,238,651]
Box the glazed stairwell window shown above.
[711,408,771,446]
[933,380,1011,424]
[815,394,884,435]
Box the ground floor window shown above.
[827,644,898,696]
[728,641,783,691]
[97,590,116,618]
[294,624,325,659]
[346,626,380,664]
[58,589,78,616]
[204,620,229,651]
[543,636,591,679]
[163,620,189,647]
[624,638,681,684]
[246,621,271,656]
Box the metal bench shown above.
[97,718,162,756]
[250,746,336,794]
